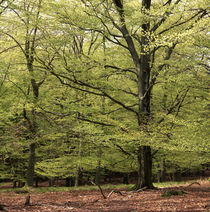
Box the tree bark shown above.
[114,0,153,190]
[122,173,129,184]
[95,148,102,185]
[136,146,153,189]
[74,166,81,187]
[26,142,36,186]
[23,0,42,187]
[134,0,153,190]
[75,139,82,187]
[160,159,166,182]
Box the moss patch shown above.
[162,190,185,197]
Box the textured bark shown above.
[136,146,153,189]
[135,0,153,190]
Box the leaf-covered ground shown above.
[0,181,209,211]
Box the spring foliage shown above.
[0,0,209,182]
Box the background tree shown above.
[0,0,49,186]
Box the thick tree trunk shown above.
[136,146,153,189]
[135,47,153,189]
[114,0,153,190]
[134,0,153,190]
[27,142,36,186]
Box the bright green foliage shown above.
[0,0,209,184]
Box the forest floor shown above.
[0,180,209,212]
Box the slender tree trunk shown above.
[49,178,55,187]
[95,148,102,185]
[75,139,82,187]
[35,178,39,187]
[27,142,36,186]
[66,177,74,187]
[95,37,106,186]
[160,159,166,182]
[122,173,129,184]
[74,167,81,187]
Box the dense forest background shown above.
[0,0,209,188]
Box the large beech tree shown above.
[43,0,209,189]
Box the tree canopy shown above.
[0,0,209,188]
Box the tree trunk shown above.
[136,146,153,189]
[13,181,17,188]
[49,178,55,187]
[160,159,166,182]
[173,170,181,182]
[75,139,82,187]
[95,148,102,185]
[26,142,36,186]
[122,173,129,184]
[35,178,39,187]
[134,0,153,190]
[18,181,25,188]
[75,166,81,187]
[66,177,74,187]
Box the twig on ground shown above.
[187,182,201,187]
[90,181,107,199]
[107,190,123,198]
[127,187,147,193]
[79,199,99,208]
